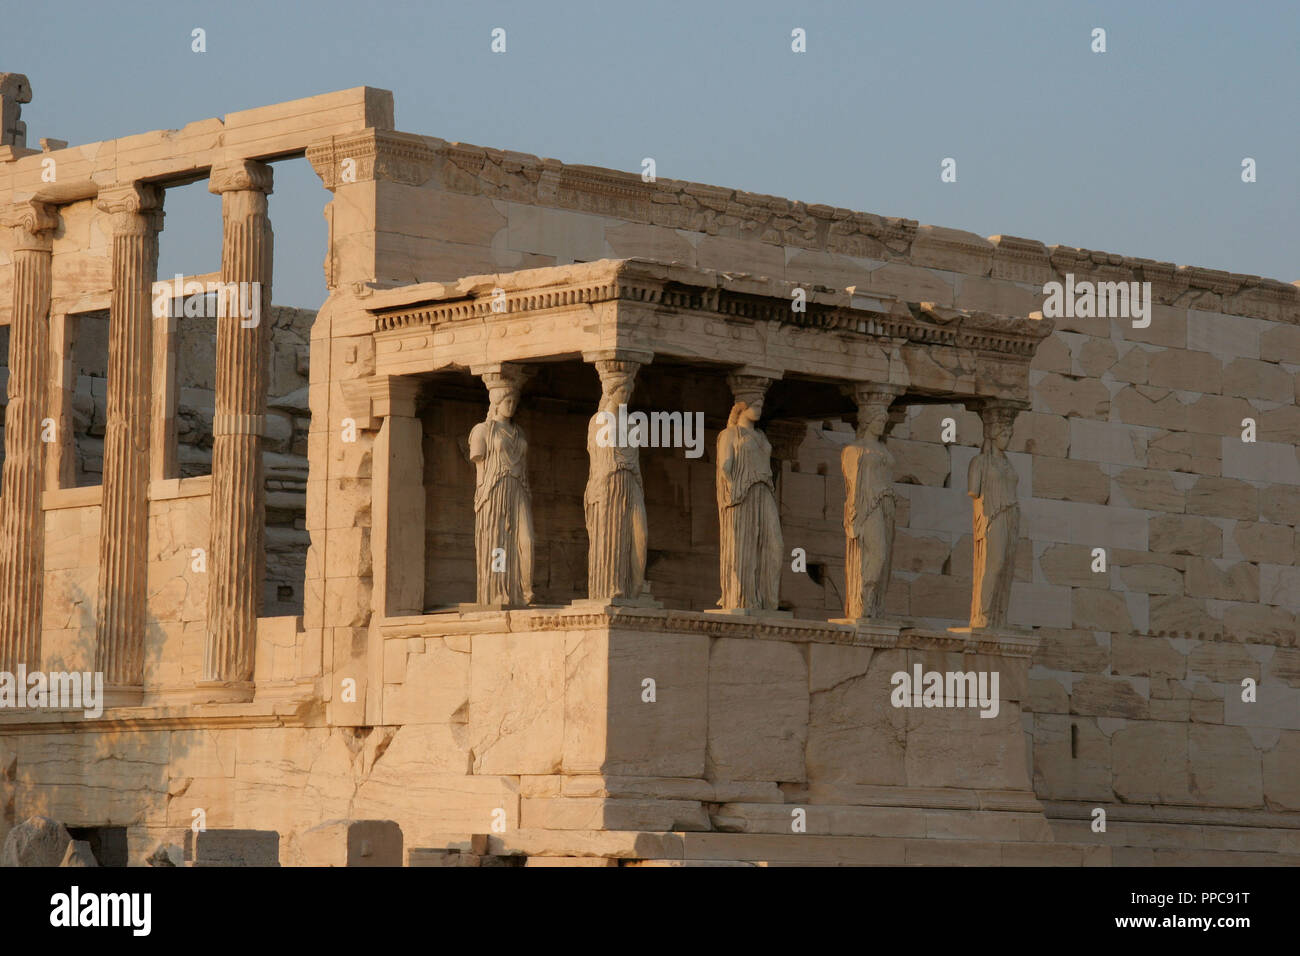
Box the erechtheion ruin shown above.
[0,81,1296,866]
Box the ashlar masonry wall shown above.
[309,130,1300,832]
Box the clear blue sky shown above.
[4,0,1297,308]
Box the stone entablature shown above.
[365,259,1052,404]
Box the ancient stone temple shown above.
[0,83,1296,866]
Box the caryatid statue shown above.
[716,374,783,611]
[469,365,534,606]
[967,400,1024,629]
[585,358,648,601]
[842,386,900,620]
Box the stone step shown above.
[710,802,1054,842]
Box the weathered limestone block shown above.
[707,638,807,782]
[1260,405,1300,444]
[1146,348,1222,393]
[1071,589,1135,633]
[1263,731,1300,811]
[1184,558,1258,603]
[888,438,949,487]
[1118,563,1183,595]
[1029,332,1070,374]
[1233,523,1294,565]
[297,819,403,866]
[1070,675,1148,719]
[1032,457,1108,503]
[1225,681,1300,730]
[1222,439,1300,485]
[1222,604,1296,645]
[186,829,280,866]
[864,261,954,305]
[166,777,235,829]
[601,630,709,778]
[1147,430,1221,476]
[904,692,1032,791]
[1028,676,1068,713]
[1149,595,1221,637]
[1075,336,1119,378]
[1187,642,1259,682]
[1112,634,1185,681]
[382,636,470,727]
[1187,310,1267,360]
[1,815,72,867]
[1111,343,1150,384]
[1031,628,1108,673]
[1186,477,1258,521]
[1112,468,1184,513]
[1188,725,1263,807]
[907,574,971,620]
[1068,418,1146,466]
[806,645,906,787]
[1038,544,1109,590]
[1149,513,1222,557]
[1112,722,1191,804]
[891,531,948,574]
[1031,715,1111,801]
[470,630,564,774]
[1113,385,1189,431]
[1126,305,1186,349]
[1009,411,1069,458]
[605,222,696,265]
[1221,357,1292,402]
[1034,372,1110,420]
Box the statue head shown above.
[728,397,763,428]
[489,385,519,421]
[856,397,893,440]
[601,372,634,411]
[982,404,1018,452]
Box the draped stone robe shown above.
[585,411,647,600]
[470,417,534,605]
[968,447,1019,628]
[842,436,896,619]
[717,424,783,610]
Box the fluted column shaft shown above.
[94,184,163,691]
[0,201,57,670]
[203,160,273,686]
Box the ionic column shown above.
[0,199,57,671]
[202,160,274,691]
[581,348,654,605]
[93,184,163,699]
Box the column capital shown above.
[725,367,781,404]
[842,381,903,408]
[367,375,422,419]
[95,183,163,235]
[972,397,1029,419]
[208,159,274,196]
[582,348,654,368]
[470,362,530,393]
[2,198,57,249]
